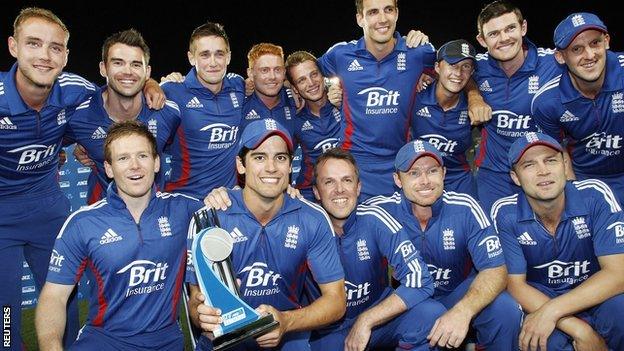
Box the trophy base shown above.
[213,314,279,351]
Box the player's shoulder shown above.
[362,192,402,211]
[355,203,403,234]
[572,179,622,214]
[490,193,519,224]
[57,200,111,238]
[162,99,181,115]
[531,74,563,109]
[442,191,491,228]
[325,39,359,55]
[156,191,200,205]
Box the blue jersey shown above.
[531,51,624,183]
[242,87,297,136]
[473,39,561,173]
[187,189,344,311]
[318,33,435,160]
[65,88,181,204]
[293,103,342,192]
[491,180,624,295]
[46,184,202,337]
[411,84,474,191]
[162,70,245,198]
[0,63,96,198]
[368,191,505,297]
[308,204,433,330]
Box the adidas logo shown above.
[479,80,492,92]
[229,227,248,243]
[560,110,579,122]
[186,97,204,108]
[245,109,261,120]
[416,107,431,118]
[0,117,17,130]
[347,59,364,72]
[517,232,537,246]
[91,126,107,140]
[100,228,123,245]
[301,120,313,131]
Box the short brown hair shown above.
[189,22,230,53]
[104,120,157,163]
[285,50,318,83]
[477,1,524,37]
[314,148,360,184]
[101,29,150,64]
[247,43,284,69]
[14,7,69,43]
[355,0,398,15]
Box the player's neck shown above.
[14,69,52,112]
[569,70,605,100]
[120,189,152,223]
[365,38,396,61]
[103,89,143,122]
[306,95,328,117]
[498,47,527,78]
[411,202,432,231]
[435,84,460,111]
[528,193,565,236]
[198,75,223,95]
[242,188,284,226]
[257,91,281,110]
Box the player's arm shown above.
[144,78,166,109]
[255,279,345,348]
[464,78,492,125]
[35,283,75,351]
[188,283,223,334]
[345,294,406,351]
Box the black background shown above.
[2,1,620,84]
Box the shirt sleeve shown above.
[317,45,340,77]
[587,181,624,256]
[46,216,88,285]
[531,92,564,141]
[493,213,528,275]
[306,212,344,285]
[466,207,506,271]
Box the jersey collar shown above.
[106,182,158,212]
[398,190,444,219]
[483,38,540,77]
[418,80,468,110]
[184,67,235,93]
[356,32,405,56]
[226,188,302,218]
[558,50,624,104]
[517,181,588,222]
[4,62,66,115]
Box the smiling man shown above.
[491,132,624,351]
[36,121,202,350]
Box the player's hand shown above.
[160,72,185,83]
[73,144,94,167]
[572,324,608,351]
[416,73,434,92]
[519,305,558,351]
[245,77,254,96]
[467,97,492,126]
[286,185,302,199]
[344,317,372,351]
[405,30,430,48]
[144,78,166,110]
[194,292,223,333]
[255,304,289,348]
[427,305,472,348]
[203,186,238,210]
[327,79,343,107]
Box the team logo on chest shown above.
[357,239,370,260]
[528,75,540,94]
[396,52,406,71]
[57,109,67,125]
[612,92,624,113]
[284,107,292,120]
[230,92,240,108]
[158,216,172,237]
[572,217,591,239]
[284,225,299,249]
[148,118,157,137]
[442,228,456,250]
[459,110,468,125]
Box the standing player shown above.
[66,29,181,204]
[472,0,562,211]
[162,22,246,198]
[492,132,624,351]
[531,12,624,203]
[36,121,202,350]
[411,39,478,196]
[188,119,345,350]
[309,148,445,350]
[368,140,522,350]
[285,51,342,200]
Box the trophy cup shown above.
[192,208,278,350]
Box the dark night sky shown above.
[2,1,620,84]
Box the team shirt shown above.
[162,69,245,198]
[307,203,433,331]
[531,51,624,194]
[64,87,181,204]
[491,180,624,295]
[411,84,474,193]
[368,191,505,297]
[46,184,202,336]
[0,63,96,198]
[186,189,344,311]
[242,87,297,136]
[473,39,561,173]
[293,102,342,194]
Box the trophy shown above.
[192,208,278,351]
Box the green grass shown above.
[21,301,195,350]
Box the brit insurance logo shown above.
[8,144,56,171]
[117,260,169,297]
[239,262,281,298]
[493,110,534,137]
[314,138,340,153]
[420,134,459,155]
[200,123,239,150]
[345,280,371,307]
[478,235,503,259]
[607,221,624,244]
[582,132,622,156]
[358,87,400,116]
[534,259,591,285]
[48,249,65,273]
[428,264,452,288]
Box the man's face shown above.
[313,158,361,223]
[237,135,291,202]
[8,17,69,88]
[189,35,231,89]
[356,0,398,47]
[477,12,527,63]
[104,134,159,201]
[289,60,325,103]
[100,43,151,98]
[394,156,445,208]
[555,30,609,85]
[248,54,285,98]
[435,59,474,94]
[510,145,567,203]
